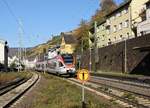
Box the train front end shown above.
[61,54,76,76]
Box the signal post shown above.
[77,69,89,108]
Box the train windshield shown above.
[62,54,73,64]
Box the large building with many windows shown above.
[106,0,133,45]
[89,20,107,48]
[89,0,149,48]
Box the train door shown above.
[57,61,65,74]
[47,60,57,73]
[51,62,55,73]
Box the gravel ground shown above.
[11,73,123,108]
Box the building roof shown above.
[106,0,131,17]
[61,32,78,44]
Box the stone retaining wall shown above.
[81,34,150,75]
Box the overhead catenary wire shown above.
[1,0,33,44]
[1,0,25,33]
[1,0,26,71]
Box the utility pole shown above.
[89,47,92,73]
[94,21,97,73]
[89,31,92,73]
[80,35,84,70]
[18,19,23,72]
[24,47,27,71]
[124,38,127,73]
[44,54,46,74]
[43,48,46,74]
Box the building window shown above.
[119,22,123,30]
[147,9,150,19]
[120,35,123,40]
[100,26,102,30]
[122,9,128,14]
[111,16,115,20]
[108,39,111,45]
[124,20,129,28]
[102,25,104,30]
[127,33,129,38]
[120,35,122,37]
[116,12,121,17]
[113,25,117,32]
[107,19,110,25]
[107,29,110,34]
[97,27,100,32]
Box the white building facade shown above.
[0,40,6,64]
[137,1,150,36]
[0,40,5,64]
[0,39,8,71]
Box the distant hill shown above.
[8,48,18,58]
[9,48,32,58]
[26,35,61,58]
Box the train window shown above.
[59,62,64,67]
[62,54,74,64]
[42,64,44,69]
[48,62,57,69]
[53,62,56,67]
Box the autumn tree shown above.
[91,0,117,23]
[74,0,117,53]
[100,0,117,13]
[74,19,89,52]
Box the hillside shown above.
[26,35,61,58]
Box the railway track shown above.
[0,77,31,96]
[90,76,150,97]
[91,76,150,89]
[68,77,150,108]
[91,73,150,85]
[0,72,39,108]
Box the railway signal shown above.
[77,69,89,82]
[77,69,90,108]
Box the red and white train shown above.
[35,47,76,76]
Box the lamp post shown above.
[89,47,92,73]
[124,38,127,73]
[94,21,97,73]
[122,37,127,73]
